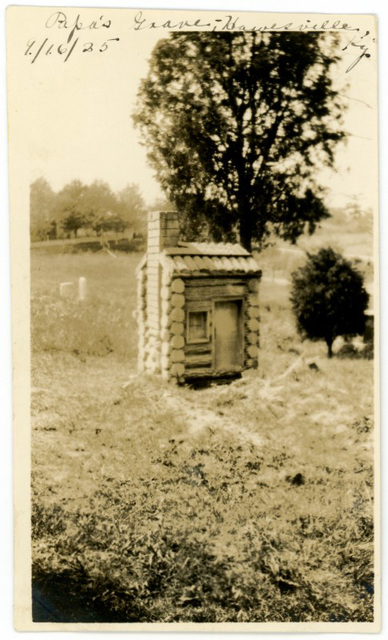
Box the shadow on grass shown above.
[335,344,373,360]
[185,373,242,390]
[32,571,146,623]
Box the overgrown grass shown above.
[30,250,375,623]
[31,253,139,359]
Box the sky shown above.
[22,9,378,212]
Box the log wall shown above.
[243,277,260,369]
[137,261,260,381]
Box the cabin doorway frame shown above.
[212,297,244,374]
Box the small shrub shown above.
[290,248,369,357]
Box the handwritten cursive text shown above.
[45,11,112,44]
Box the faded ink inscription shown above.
[24,11,119,63]
[23,9,375,73]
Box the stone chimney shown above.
[145,211,179,372]
[147,210,180,254]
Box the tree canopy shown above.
[290,248,369,357]
[30,178,56,240]
[133,32,346,251]
[117,183,148,234]
[30,178,147,240]
[55,180,88,238]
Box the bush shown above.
[290,248,369,357]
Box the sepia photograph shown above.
[6,4,380,632]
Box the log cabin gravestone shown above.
[136,211,262,383]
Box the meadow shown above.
[30,223,375,623]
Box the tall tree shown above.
[81,180,119,235]
[30,177,55,240]
[117,183,147,234]
[133,32,346,251]
[54,179,88,238]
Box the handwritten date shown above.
[24,37,119,64]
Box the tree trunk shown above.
[326,338,334,358]
[239,210,253,252]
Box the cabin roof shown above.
[167,241,250,257]
[160,243,260,276]
[137,241,261,276]
[160,253,260,275]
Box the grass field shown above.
[30,239,375,623]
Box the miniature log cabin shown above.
[136,211,261,383]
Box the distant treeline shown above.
[31,177,373,246]
[30,178,168,242]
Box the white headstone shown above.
[78,277,87,301]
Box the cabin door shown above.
[214,300,243,373]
